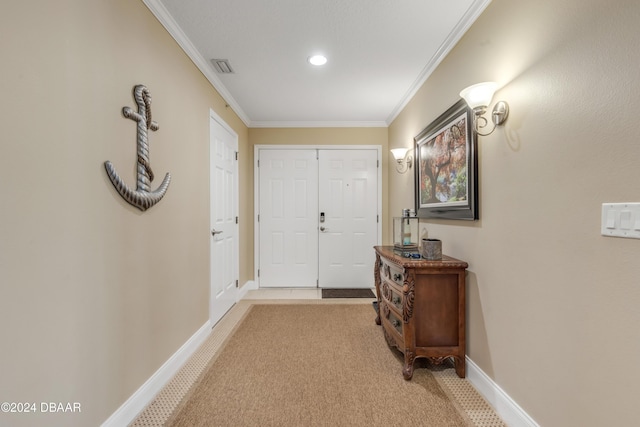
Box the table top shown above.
[374,246,468,269]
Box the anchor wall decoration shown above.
[105,84,171,211]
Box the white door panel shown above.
[210,113,238,326]
[259,150,318,287]
[319,149,378,288]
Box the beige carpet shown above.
[166,304,473,427]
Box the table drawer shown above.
[381,281,403,312]
[380,259,405,287]
[380,300,403,338]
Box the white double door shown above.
[258,148,379,288]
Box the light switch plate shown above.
[601,203,640,239]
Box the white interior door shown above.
[258,149,319,287]
[318,149,378,288]
[210,112,238,326]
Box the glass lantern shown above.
[393,216,419,256]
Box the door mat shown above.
[321,288,376,299]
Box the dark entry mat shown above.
[321,288,376,299]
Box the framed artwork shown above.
[414,99,478,220]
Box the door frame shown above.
[209,108,239,326]
[254,145,382,287]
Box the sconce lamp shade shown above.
[459,82,498,110]
[390,147,410,161]
[390,147,413,173]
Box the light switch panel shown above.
[601,203,640,239]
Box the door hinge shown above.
[235,151,238,161]
[257,159,260,167]
[377,214,379,223]
[235,279,239,288]
[377,160,379,168]
[257,269,260,277]
[317,279,319,286]
[257,214,260,222]
[236,216,238,224]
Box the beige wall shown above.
[4,0,640,426]
[0,1,248,425]
[389,0,640,425]
[247,127,391,249]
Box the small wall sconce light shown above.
[390,148,413,174]
[459,82,509,136]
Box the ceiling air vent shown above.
[211,59,234,74]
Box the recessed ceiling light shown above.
[308,55,327,66]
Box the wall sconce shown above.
[459,82,509,136]
[390,148,413,174]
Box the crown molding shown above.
[144,0,491,129]
[249,120,388,129]
[142,0,252,127]
[385,0,493,125]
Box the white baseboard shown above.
[103,303,533,427]
[101,320,212,427]
[466,356,539,427]
[237,280,257,301]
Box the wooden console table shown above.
[374,246,468,379]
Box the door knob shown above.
[211,229,223,236]
[320,226,326,232]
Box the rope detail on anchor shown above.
[137,154,155,182]
[104,84,171,211]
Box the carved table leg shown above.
[402,351,415,380]
[453,356,466,378]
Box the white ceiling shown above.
[146,0,491,127]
